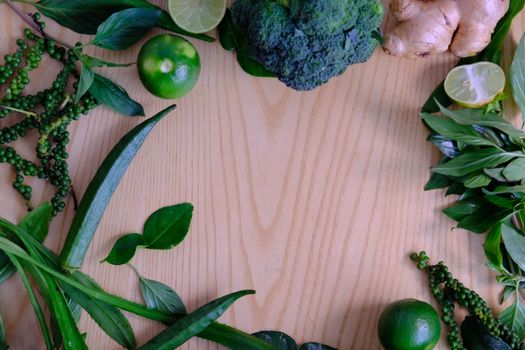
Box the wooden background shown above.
[1,1,524,349]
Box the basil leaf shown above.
[34,0,214,42]
[89,73,144,116]
[142,203,193,250]
[103,233,144,265]
[76,64,94,103]
[60,105,176,270]
[62,272,137,349]
[484,223,503,270]
[501,224,525,271]
[300,343,337,350]
[500,299,525,339]
[137,290,254,350]
[253,331,298,350]
[0,311,7,350]
[81,55,134,68]
[461,316,512,350]
[502,158,525,182]
[432,149,520,177]
[511,32,525,124]
[91,8,160,50]
[135,270,186,315]
[421,113,496,147]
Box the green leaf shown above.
[511,32,525,123]
[81,55,134,68]
[424,171,451,190]
[457,206,513,234]
[103,233,144,265]
[484,223,503,270]
[62,272,136,349]
[502,158,525,182]
[432,149,520,177]
[76,64,95,103]
[421,113,496,147]
[91,8,160,50]
[0,310,7,350]
[253,331,298,350]
[443,198,483,221]
[135,269,187,315]
[300,343,337,350]
[501,224,525,271]
[461,316,512,350]
[218,10,237,51]
[59,105,176,270]
[484,168,507,182]
[34,0,214,42]
[89,73,144,116]
[485,195,519,209]
[142,203,193,250]
[500,299,525,339]
[463,173,491,189]
[236,47,276,78]
[427,135,459,158]
[0,254,14,285]
[501,286,516,304]
[483,185,525,195]
[137,290,255,350]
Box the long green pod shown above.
[138,290,254,350]
[1,219,276,350]
[60,105,177,270]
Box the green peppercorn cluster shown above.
[0,14,99,215]
[411,251,524,350]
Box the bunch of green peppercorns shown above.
[0,14,99,216]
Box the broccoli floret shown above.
[230,0,384,91]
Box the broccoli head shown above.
[230,0,384,91]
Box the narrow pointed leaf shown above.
[511,32,525,123]
[432,149,520,177]
[501,224,525,271]
[483,223,503,270]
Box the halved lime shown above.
[444,62,505,108]
[168,0,227,34]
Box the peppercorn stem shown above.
[0,104,37,117]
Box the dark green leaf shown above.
[137,290,254,350]
[236,48,276,78]
[484,185,525,195]
[484,223,503,270]
[59,105,176,270]
[0,310,7,350]
[300,343,337,350]
[484,168,507,182]
[424,171,451,191]
[463,173,491,189]
[422,82,449,114]
[0,254,15,285]
[135,270,186,315]
[142,203,193,250]
[34,0,214,42]
[501,224,525,271]
[485,195,518,209]
[432,149,520,177]
[443,198,483,221]
[500,299,525,339]
[502,158,525,182]
[427,135,459,158]
[76,65,94,103]
[91,8,160,50]
[461,316,512,350]
[421,113,495,147]
[89,73,144,116]
[218,10,237,51]
[253,331,298,350]
[103,233,144,265]
[511,32,525,123]
[457,206,513,234]
[501,286,516,305]
[62,272,136,349]
[446,181,467,196]
[81,55,134,68]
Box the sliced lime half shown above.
[444,62,505,108]
[168,0,227,34]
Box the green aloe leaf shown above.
[103,233,144,265]
[142,203,193,250]
[88,73,144,116]
[91,8,160,50]
[137,290,254,350]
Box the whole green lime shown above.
[378,299,441,350]
[137,34,200,99]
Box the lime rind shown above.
[169,0,227,34]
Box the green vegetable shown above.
[104,203,193,265]
[88,73,144,116]
[90,8,161,50]
[461,317,513,350]
[137,290,254,350]
[511,32,525,124]
[60,105,176,271]
[253,331,336,350]
[34,0,214,42]
[222,0,383,90]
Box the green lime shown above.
[444,62,505,108]
[137,34,200,99]
[168,0,227,34]
[378,299,441,350]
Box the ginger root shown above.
[383,0,509,58]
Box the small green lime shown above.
[378,299,441,350]
[137,34,200,99]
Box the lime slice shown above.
[444,62,505,108]
[168,0,227,34]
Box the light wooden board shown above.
[1,2,524,349]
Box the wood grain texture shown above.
[1,1,524,349]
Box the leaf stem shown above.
[0,104,37,117]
